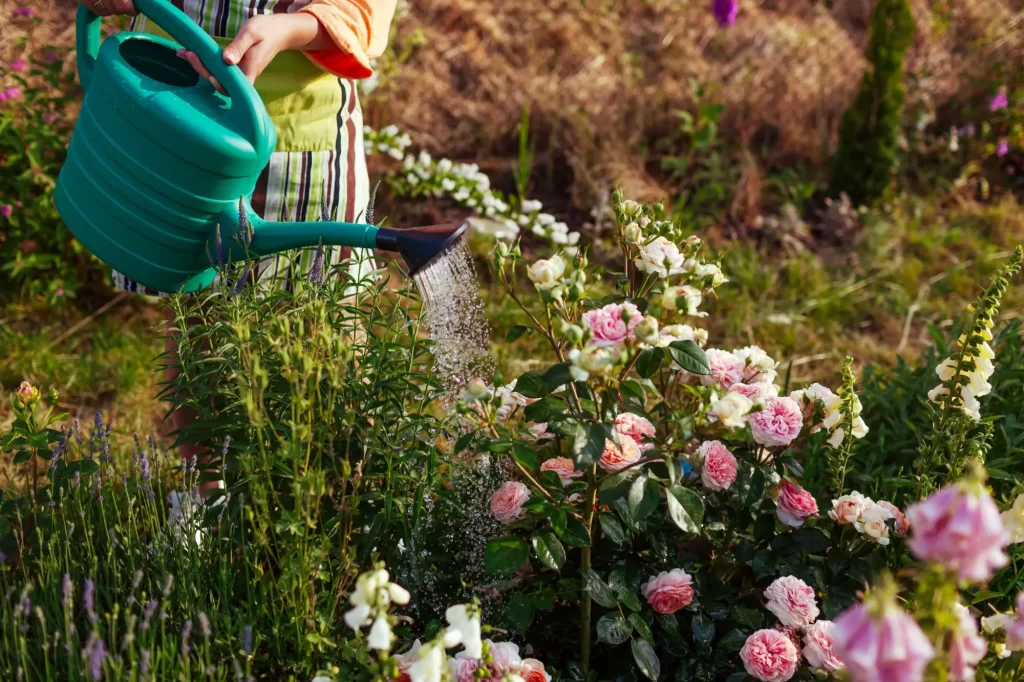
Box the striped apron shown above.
[113,0,372,296]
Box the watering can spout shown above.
[374,222,470,276]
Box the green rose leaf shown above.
[531,532,566,571]
[719,629,749,651]
[600,512,626,545]
[628,474,660,522]
[505,593,535,633]
[635,348,664,378]
[581,568,618,608]
[512,444,538,472]
[667,340,711,375]
[505,325,532,342]
[631,638,661,681]
[666,486,705,534]
[691,613,716,646]
[484,536,529,575]
[574,422,611,467]
[555,515,592,548]
[597,612,633,645]
[629,613,655,644]
[731,606,763,630]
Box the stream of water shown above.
[413,239,495,393]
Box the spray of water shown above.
[413,240,495,392]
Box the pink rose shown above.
[599,437,641,472]
[1004,592,1024,650]
[540,457,583,486]
[701,349,744,389]
[803,620,842,672]
[698,440,737,491]
[488,641,522,672]
[776,480,818,527]
[529,422,553,441]
[748,397,803,447]
[641,568,694,614]
[490,481,530,523]
[948,604,985,682]
[582,302,643,347]
[876,501,909,535]
[729,382,778,403]
[739,629,799,682]
[833,602,935,682]
[448,654,478,682]
[613,412,656,450]
[905,484,1009,582]
[773,625,802,659]
[829,492,870,525]
[764,575,819,627]
[516,658,551,682]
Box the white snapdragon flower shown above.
[368,615,393,650]
[1001,493,1024,544]
[408,642,446,682]
[444,604,482,658]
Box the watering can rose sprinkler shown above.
[54,0,467,294]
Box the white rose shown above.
[854,503,893,545]
[708,392,753,429]
[620,199,641,216]
[828,492,870,524]
[568,347,617,382]
[662,285,703,315]
[623,222,643,244]
[658,324,708,348]
[694,262,727,287]
[635,237,686,278]
[634,317,660,344]
[527,255,566,291]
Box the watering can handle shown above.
[75,0,265,148]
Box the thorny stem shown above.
[580,463,599,673]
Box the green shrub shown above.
[829,0,915,206]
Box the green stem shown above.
[580,463,599,672]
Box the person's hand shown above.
[178,13,327,95]
[79,0,136,16]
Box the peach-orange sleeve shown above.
[298,0,398,80]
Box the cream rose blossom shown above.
[829,492,870,525]
[527,255,566,291]
[709,391,754,429]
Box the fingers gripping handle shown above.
[75,0,266,148]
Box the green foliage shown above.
[829,0,915,206]
[0,47,99,305]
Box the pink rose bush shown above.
[764,576,819,628]
[776,480,818,527]
[740,629,799,682]
[748,397,803,447]
[641,568,694,614]
[490,481,530,523]
[702,349,744,389]
[698,440,737,491]
[905,483,1009,582]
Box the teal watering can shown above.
[55,0,466,293]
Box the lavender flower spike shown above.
[83,579,98,624]
[62,573,74,609]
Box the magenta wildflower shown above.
[711,0,739,28]
[43,112,59,124]
[997,139,1010,157]
[3,87,23,101]
[10,58,26,73]
[1,204,12,219]
[12,7,34,18]
[990,86,1009,112]
[44,51,60,64]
